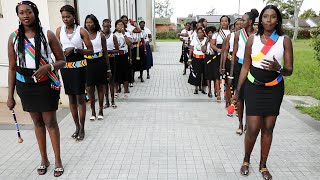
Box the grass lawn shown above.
[156,39,180,42]
[285,39,320,120]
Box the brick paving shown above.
[0,42,320,179]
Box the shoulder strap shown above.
[239,28,249,43]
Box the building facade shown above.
[0,0,155,102]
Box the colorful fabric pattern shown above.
[64,59,87,68]
[247,71,283,86]
[84,51,103,59]
[251,30,279,62]
[239,28,248,44]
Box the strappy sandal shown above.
[37,164,50,175]
[240,162,250,176]
[114,93,118,99]
[71,132,78,139]
[260,168,272,180]
[236,129,243,135]
[54,167,64,177]
[217,96,221,103]
[103,102,110,109]
[123,94,128,99]
[208,92,212,98]
[89,116,96,121]
[194,89,198,94]
[111,104,117,109]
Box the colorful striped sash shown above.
[84,51,103,59]
[12,30,61,90]
[247,71,283,86]
[64,59,87,68]
[239,28,249,44]
[251,30,279,62]
[218,29,227,40]
[133,42,143,47]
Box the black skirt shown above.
[131,46,146,72]
[16,80,60,112]
[107,57,116,83]
[61,67,86,95]
[244,66,284,116]
[204,54,217,80]
[86,57,107,86]
[188,57,207,86]
[233,59,244,99]
[115,53,130,84]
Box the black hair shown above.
[120,15,128,20]
[234,18,241,26]
[229,24,234,29]
[185,22,191,26]
[15,1,48,68]
[102,19,111,24]
[84,14,101,32]
[220,15,230,24]
[190,21,197,29]
[113,19,127,33]
[205,26,216,35]
[198,18,207,24]
[256,5,284,36]
[244,8,259,24]
[60,5,79,25]
[139,21,145,25]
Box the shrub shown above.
[283,27,311,39]
[156,31,179,39]
[311,26,320,62]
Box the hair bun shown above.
[251,9,259,18]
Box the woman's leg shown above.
[87,86,96,117]
[109,80,116,105]
[29,112,50,174]
[104,83,110,108]
[124,81,129,94]
[207,80,212,97]
[68,95,80,137]
[240,116,262,175]
[225,83,231,107]
[215,79,221,101]
[76,94,86,140]
[147,69,150,78]
[260,116,277,167]
[97,85,105,116]
[237,99,245,131]
[42,111,62,170]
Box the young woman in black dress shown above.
[84,14,111,120]
[234,6,293,179]
[7,1,65,176]
[56,5,93,141]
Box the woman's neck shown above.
[263,30,273,37]
[88,29,96,34]
[104,30,111,35]
[24,25,36,32]
[246,26,254,34]
[66,23,75,29]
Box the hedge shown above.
[283,27,311,39]
[156,31,179,39]
[310,26,320,62]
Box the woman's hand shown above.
[64,47,74,57]
[33,64,50,80]
[7,97,16,110]
[261,56,281,72]
[121,28,125,35]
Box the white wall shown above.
[47,0,74,32]
[0,0,51,87]
[77,0,108,27]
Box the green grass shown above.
[156,39,180,42]
[296,106,320,121]
[285,39,320,120]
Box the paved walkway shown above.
[1,42,320,180]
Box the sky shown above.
[166,0,320,23]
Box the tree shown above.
[299,8,318,19]
[292,0,304,41]
[155,0,173,18]
[263,0,294,19]
[206,8,216,15]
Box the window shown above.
[0,0,3,18]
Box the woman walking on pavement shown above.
[234,5,293,179]
[56,5,93,141]
[114,19,132,98]
[230,9,259,135]
[84,14,111,120]
[188,28,207,94]
[7,1,65,176]
[201,26,217,98]
[102,19,118,108]
[140,20,153,79]
[220,18,242,108]
[212,15,231,102]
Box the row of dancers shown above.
[178,6,293,180]
[7,1,153,177]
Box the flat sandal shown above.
[240,162,250,176]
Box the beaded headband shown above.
[17,1,37,8]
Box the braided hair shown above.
[15,1,48,68]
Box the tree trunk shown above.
[293,0,304,41]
